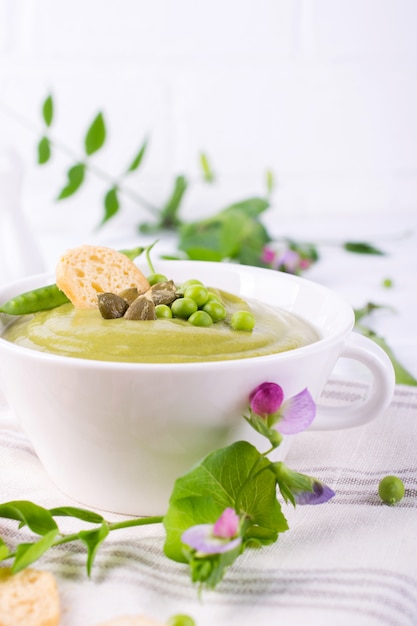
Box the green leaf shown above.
[178,208,270,265]
[0,501,58,535]
[37,136,51,164]
[266,169,275,195]
[199,152,215,182]
[84,112,106,156]
[163,441,288,563]
[187,541,242,589]
[48,506,105,524]
[78,522,109,576]
[159,175,188,228]
[42,95,54,127]
[344,241,385,255]
[0,537,10,561]
[126,139,148,173]
[57,163,86,199]
[356,323,417,386]
[13,529,59,573]
[354,302,391,324]
[118,246,145,261]
[101,186,120,224]
[223,197,269,218]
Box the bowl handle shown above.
[311,332,395,430]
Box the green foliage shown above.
[354,303,417,386]
[266,169,275,195]
[37,136,51,164]
[127,138,148,173]
[0,501,58,535]
[57,163,86,199]
[13,530,59,573]
[42,95,54,127]
[78,522,110,575]
[35,93,388,271]
[199,152,215,182]
[85,112,106,156]
[164,441,288,563]
[177,197,271,265]
[344,241,385,255]
[103,186,120,225]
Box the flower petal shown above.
[182,524,242,554]
[277,388,316,434]
[295,481,335,505]
[249,382,284,417]
[212,508,239,539]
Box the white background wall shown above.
[0,0,416,258]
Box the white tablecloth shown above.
[0,211,416,625]
[0,381,416,626]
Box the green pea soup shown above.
[2,288,320,363]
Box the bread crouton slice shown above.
[0,567,60,626]
[56,244,150,309]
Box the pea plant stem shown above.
[0,99,160,216]
[54,515,164,547]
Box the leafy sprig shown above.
[354,302,417,386]
[36,93,386,269]
[0,383,333,592]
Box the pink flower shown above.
[249,383,316,434]
[181,508,242,555]
[249,382,284,417]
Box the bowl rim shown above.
[0,261,355,370]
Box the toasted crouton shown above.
[0,567,60,626]
[56,245,150,309]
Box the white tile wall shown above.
[0,0,416,253]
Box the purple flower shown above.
[261,244,315,275]
[249,383,316,434]
[278,388,316,434]
[261,246,276,264]
[294,480,336,505]
[249,382,284,417]
[181,508,242,555]
[273,461,335,506]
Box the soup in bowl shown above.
[0,260,395,515]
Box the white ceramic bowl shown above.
[0,261,395,515]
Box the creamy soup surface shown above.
[2,289,320,363]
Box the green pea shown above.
[188,310,213,327]
[202,300,226,322]
[180,279,203,293]
[167,615,196,626]
[147,273,168,286]
[230,310,255,331]
[378,475,405,505]
[171,297,198,319]
[155,304,173,319]
[206,292,221,303]
[0,283,70,316]
[184,285,209,307]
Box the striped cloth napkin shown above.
[0,380,416,626]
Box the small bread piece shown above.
[0,567,60,626]
[56,245,150,309]
[95,616,164,626]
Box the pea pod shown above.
[0,284,70,316]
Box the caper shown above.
[147,280,179,306]
[118,287,140,305]
[124,295,156,320]
[98,293,129,319]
